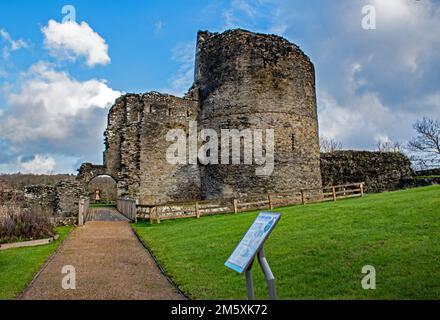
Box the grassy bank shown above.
[133,186,440,300]
[0,226,73,300]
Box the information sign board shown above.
[225,212,281,273]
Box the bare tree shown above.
[408,117,440,169]
[376,140,402,153]
[320,136,343,153]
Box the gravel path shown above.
[20,210,182,300]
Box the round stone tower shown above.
[195,29,323,199]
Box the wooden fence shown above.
[78,197,90,226]
[117,199,137,222]
[137,182,365,224]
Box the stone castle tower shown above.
[79,29,323,205]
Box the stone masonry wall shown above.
[320,151,413,193]
[24,180,86,225]
[24,185,56,209]
[103,92,200,204]
[194,29,323,199]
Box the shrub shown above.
[0,203,55,244]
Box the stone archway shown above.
[77,163,118,186]
[88,175,118,204]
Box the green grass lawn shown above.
[133,186,440,300]
[0,226,73,300]
[89,203,117,208]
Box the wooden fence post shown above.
[267,194,273,210]
[149,207,154,225]
[332,187,337,202]
[233,199,238,214]
[301,190,305,205]
[195,202,200,219]
[360,183,364,197]
[156,206,161,224]
[78,198,84,226]
[84,198,89,222]
[133,202,137,223]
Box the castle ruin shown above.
[78,29,323,205]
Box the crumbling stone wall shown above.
[103,92,200,204]
[415,168,440,176]
[24,180,86,225]
[320,151,413,193]
[24,185,55,209]
[54,180,86,220]
[194,29,322,199]
[77,163,109,184]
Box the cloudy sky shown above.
[0,0,439,174]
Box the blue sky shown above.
[0,0,439,174]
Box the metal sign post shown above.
[245,246,277,300]
[225,212,280,300]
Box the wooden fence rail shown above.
[136,182,365,224]
[117,199,137,222]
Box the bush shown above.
[0,203,55,244]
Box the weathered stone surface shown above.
[401,177,440,189]
[24,185,55,209]
[54,180,86,218]
[101,92,200,204]
[320,151,413,193]
[415,168,440,176]
[23,180,86,225]
[195,29,322,199]
[77,163,110,184]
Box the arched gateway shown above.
[77,163,118,186]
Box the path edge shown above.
[17,226,75,300]
[129,224,189,300]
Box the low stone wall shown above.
[54,180,86,224]
[24,185,55,209]
[415,168,440,177]
[401,177,440,189]
[320,151,413,193]
[24,180,86,225]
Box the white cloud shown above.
[0,154,56,174]
[238,0,440,150]
[318,89,410,149]
[0,153,82,174]
[0,61,120,154]
[18,154,56,174]
[163,42,195,96]
[42,20,110,67]
[0,28,29,59]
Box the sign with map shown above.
[225,212,281,273]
